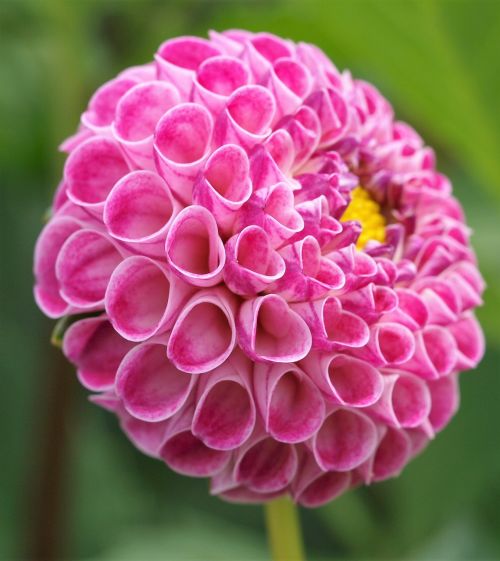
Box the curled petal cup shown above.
[214,85,276,150]
[33,216,83,318]
[223,226,286,296]
[165,205,225,287]
[106,255,193,342]
[244,32,295,81]
[192,354,256,450]
[351,322,416,367]
[369,427,412,483]
[65,136,130,215]
[292,297,370,351]
[449,315,485,370]
[428,375,460,432]
[56,229,124,308]
[116,342,194,422]
[167,287,237,374]
[368,372,431,428]
[159,405,231,477]
[263,129,295,174]
[305,87,349,147]
[193,56,250,114]
[81,76,137,134]
[154,103,213,204]
[381,288,428,331]
[278,105,321,171]
[274,236,345,302]
[312,408,378,471]
[300,352,383,407]
[104,170,180,255]
[63,316,135,391]
[267,58,313,119]
[192,144,252,233]
[254,362,325,443]
[237,294,312,363]
[234,434,298,493]
[113,81,180,169]
[399,326,457,379]
[293,452,351,508]
[340,284,398,324]
[155,36,221,98]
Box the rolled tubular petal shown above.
[293,452,351,507]
[106,255,193,341]
[81,76,137,134]
[292,297,370,351]
[278,105,321,171]
[224,226,286,296]
[234,434,298,493]
[267,58,312,119]
[237,294,312,363]
[300,352,383,407]
[154,103,213,204]
[192,353,255,449]
[449,315,485,370]
[244,32,294,81]
[63,316,135,391]
[312,408,378,471]
[370,427,412,482]
[167,287,237,374]
[214,85,276,150]
[155,36,221,98]
[274,236,345,302]
[192,144,252,233]
[193,56,250,114]
[65,137,130,215]
[34,216,83,318]
[399,326,456,379]
[56,229,124,308]
[428,375,460,431]
[254,362,325,443]
[104,170,179,256]
[116,342,193,422]
[113,81,180,169]
[305,87,349,147]
[165,205,226,287]
[368,372,431,428]
[159,405,231,477]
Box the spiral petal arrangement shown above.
[34,30,485,507]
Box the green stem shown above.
[265,497,306,561]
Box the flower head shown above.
[34,30,485,507]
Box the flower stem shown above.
[265,496,306,561]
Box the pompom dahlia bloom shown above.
[34,30,485,507]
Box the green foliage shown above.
[1,1,499,559]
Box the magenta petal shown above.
[254,362,325,443]
[192,354,255,450]
[313,408,378,471]
[449,315,485,370]
[167,287,237,374]
[428,374,460,431]
[370,427,412,482]
[63,316,135,391]
[116,342,193,422]
[237,294,312,363]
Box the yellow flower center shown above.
[341,187,386,249]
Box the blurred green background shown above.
[1,1,499,559]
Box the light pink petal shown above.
[104,170,179,255]
[313,408,378,471]
[254,362,325,443]
[63,316,135,391]
[116,342,193,422]
[154,103,213,204]
[428,375,460,431]
[65,136,130,215]
[113,81,180,169]
[214,85,276,150]
[192,354,255,450]
[155,36,221,98]
[224,226,286,296]
[300,352,383,407]
[368,373,431,428]
[192,144,252,234]
[106,255,193,341]
[165,205,225,287]
[167,287,237,374]
[56,229,124,308]
[237,294,312,363]
[33,216,82,318]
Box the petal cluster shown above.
[34,30,485,507]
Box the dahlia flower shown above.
[34,30,485,508]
